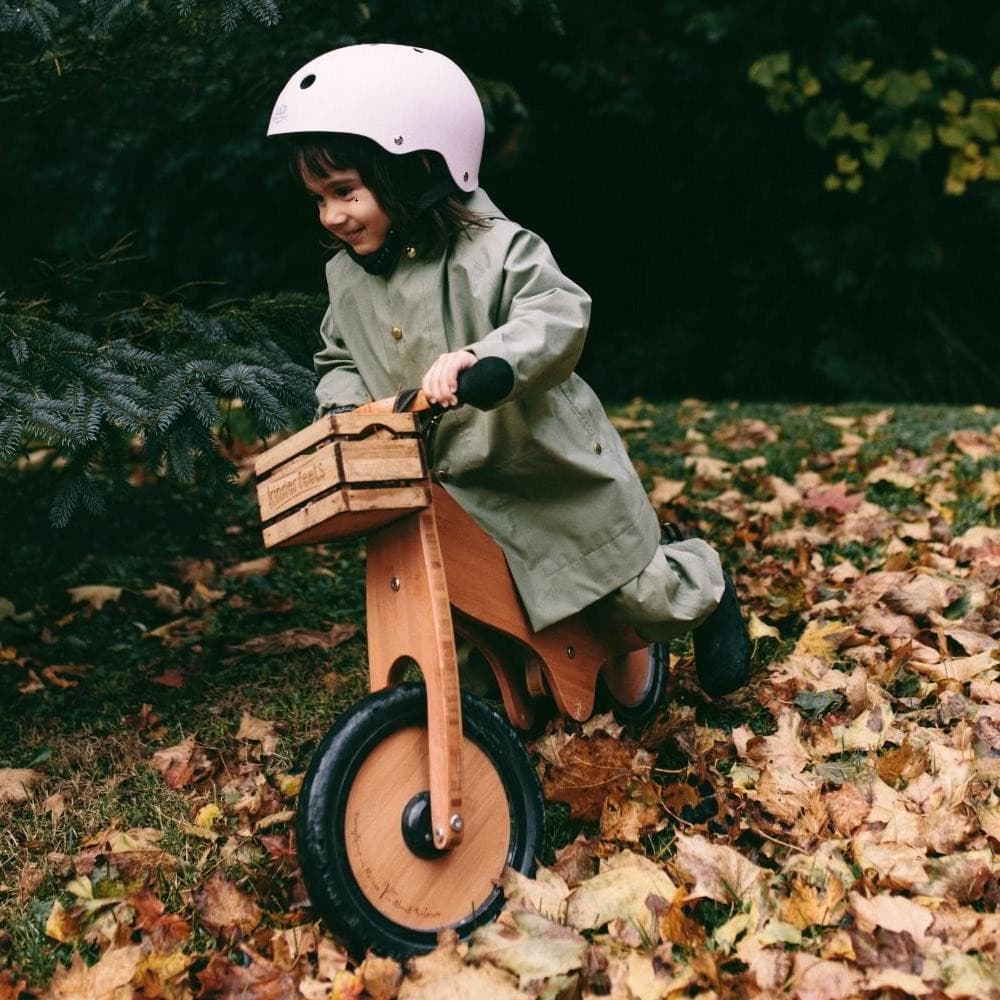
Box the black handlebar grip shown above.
[454,357,515,410]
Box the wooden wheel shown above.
[296,684,543,957]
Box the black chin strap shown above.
[344,178,459,277]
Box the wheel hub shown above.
[400,791,448,860]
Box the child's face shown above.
[303,168,392,255]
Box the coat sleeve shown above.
[467,228,592,404]
[313,305,369,414]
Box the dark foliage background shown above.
[4,0,1000,479]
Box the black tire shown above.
[600,643,669,726]
[296,683,544,958]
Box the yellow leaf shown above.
[749,613,780,641]
[44,899,78,943]
[793,620,850,660]
[195,804,222,830]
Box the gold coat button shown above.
[391,326,403,341]
[405,246,417,259]
[593,442,602,455]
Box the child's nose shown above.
[320,202,347,230]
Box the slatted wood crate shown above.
[255,412,431,548]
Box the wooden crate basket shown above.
[254,411,431,548]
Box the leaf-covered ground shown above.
[1,399,999,999]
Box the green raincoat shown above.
[313,189,665,631]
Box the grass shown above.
[2,397,999,989]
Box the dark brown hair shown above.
[288,133,489,257]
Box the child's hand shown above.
[422,350,477,408]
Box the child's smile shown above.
[304,169,392,256]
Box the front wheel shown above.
[296,683,544,957]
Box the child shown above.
[268,43,750,715]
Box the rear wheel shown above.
[296,683,544,957]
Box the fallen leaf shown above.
[196,946,298,999]
[848,890,933,944]
[565,849,675,936]
[193,870,262,939]
[150,668,186,688]
[540,731,638,822]
[48,944,141,999]
[142,583,183,615]
[66,585,123,611]
[236,713,280,756]
[128,889,192,951]
[227,623,358,657]
[673,833,770,909]
[223,556,277,578]
[802,482,863,516]
[467,909,587,988]
[150,736,214,789]
[648,476,685,506]
[790,954,863,1000]
[0,768,42,805]
[501,865,571,922]
[397,930,528,999]
[749,612,780,640]
[359,954,404,1000]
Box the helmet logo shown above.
[394,136,404,145]
[300,74,316,89]
[271,103,288,125]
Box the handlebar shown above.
[352,357,514,417]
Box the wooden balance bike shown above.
[254,360,664,957]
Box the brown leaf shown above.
[848,890,933,943]
[648,476,685,507]
[802,482,863,516]
[227,623,358,657]
[780,875,847,929]
[236,713,280,756]
[193,871,262,940]
[48,944,142,999]
[150,736,214,789]
[549,836,600,887]
[360,954,404,1000]
[183,580,226,611]
[882,572,963,617]
[712,418,779,449]
[176,559,216,584]
[823,783,870,837]
[196,947,298,1000]
[128,889,192,951]
[672,833,769,908]
[142,583,183,615]
[0,768,42,805]
[66,584,123,611]
[0,971,27,1000]
[397,930,527,999]
[540,731,638,822]
[223,556,277,578]
[150,669,186,688]
[790,954,863,1000]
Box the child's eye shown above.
[335,186,354,198]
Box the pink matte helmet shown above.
[267,43,485,193]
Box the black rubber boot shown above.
[692,572,750,697]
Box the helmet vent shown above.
[300,74,316,89]
[394,136,404,145]
[413,47,423,53]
